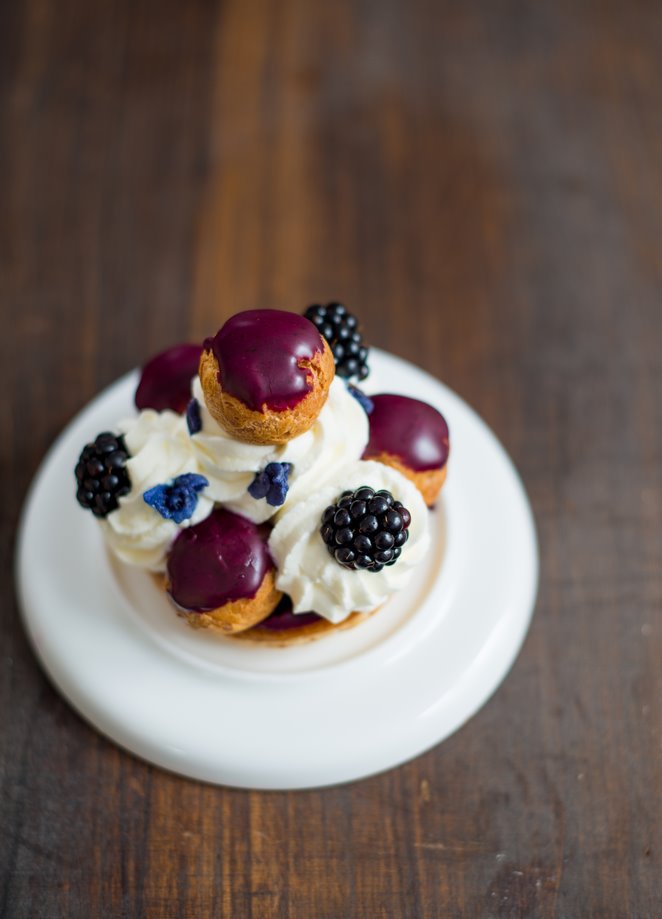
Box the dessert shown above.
[363,394,450,506]
[74,304,449,642]
[199,309,336,445]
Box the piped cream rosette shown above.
[269,460,430,624]
[101,410,213,571]
[189,375,369,523]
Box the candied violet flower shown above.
[248,462,292,507]
[346,383,374,415]
[186,398,202,435]
[143,473,209,524]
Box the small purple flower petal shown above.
[347,384,374,415]
[174,473,208,493]
[248,471,270,500]
[248,462,292,507]
[186,398,202,435]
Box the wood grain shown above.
[1,1,661,916]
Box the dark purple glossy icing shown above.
[363,394,450,472]
[135,343,202,414]
[258,595,321,631]
[204,310,324,413]
[167,509,273,612]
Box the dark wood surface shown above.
[1,1,660,916]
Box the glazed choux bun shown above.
[362,394,450,507]
[166,509,281,633]
[199,309,335,445]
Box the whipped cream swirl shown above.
[269,460,430,623]
[189,376,369,523]
[102,410,213,571]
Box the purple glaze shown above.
[167,509,273,612]
[135,343,202,414]
[258,596,321,631]
[363,394,450,472]
[204,309,324,413]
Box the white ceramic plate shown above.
[16,349,538,789]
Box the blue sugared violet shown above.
[248,462,292,507]
[143,473,209,524]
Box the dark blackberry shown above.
[304,302,370,381]
[75,432,131,518]
[320,486,411,572]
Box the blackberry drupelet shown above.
[320,485,411,572]
[304,302,369,381]
[75,432,131,518]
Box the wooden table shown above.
[2,1,660,916]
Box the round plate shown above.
[16,350,538,789]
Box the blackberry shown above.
[320,485,411,573]
[75,432,131,518]
[304,302,369,381]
